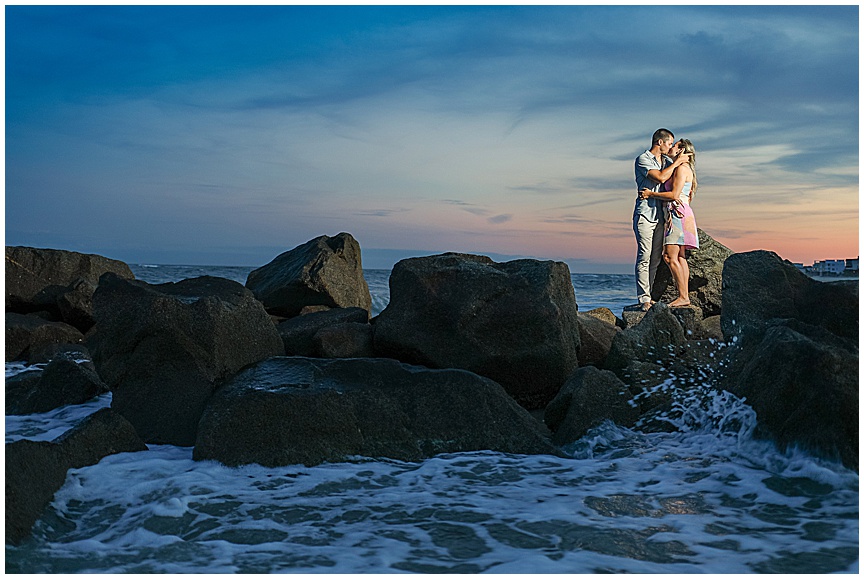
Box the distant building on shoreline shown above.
[794,257,859,277]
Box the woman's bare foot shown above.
[668,298,691,307]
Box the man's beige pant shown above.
[633,214,664,304]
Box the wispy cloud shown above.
[488,214,512,224]
[353,208,411,217]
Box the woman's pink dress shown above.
[663,180,699,250]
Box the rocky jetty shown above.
[373,253,580,409]
[246,233,372,318]
[194,356,562,467]
[88,274,284,446]
[4,235,859,545]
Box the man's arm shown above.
[646,154,691,184]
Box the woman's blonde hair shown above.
[677,139,696,180]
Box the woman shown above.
[639,139,699,307]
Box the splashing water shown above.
[6,363,857,574]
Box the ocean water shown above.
[128,264,637,316]
[5,264,858,573]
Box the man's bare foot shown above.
[668,298,691,307]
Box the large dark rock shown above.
[5,246,134,326]
[246,233,372,318]
[544,366,639,446]
[651,229,732,318]
[88,274,285,446]
[314,322,374,358]
[6,312,85,362]
[605,303,686,381]
[194,356,562,467]
[604,303,687,413]
[55,278,98,332]
[716,319,858,470]
[373,253,580,409]
[6,408,147,545]
[576,310,620,367]
[6,358,108,415]
[721,250,858,341]
[277,307,370,356]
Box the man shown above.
[633,128,689,310]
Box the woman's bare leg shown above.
[664,244,691,306]
[678,252,690,301]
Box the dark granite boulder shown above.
[651,229,732,319]
[721,250,858,341]
[716,319,858,470]
[576,310,619,367]
[581,307,619,326]
[6,408,147,545]
[544,366,639,446]
[55,278,98,332]
[246,233,372,318]
[5,246,134,325]
[277,307,370,356]
[6,313,85,362]
[89,274,285,446]
[373,253,580,409]
[314,322,374,358]
[604,303,687,413]
[6,358,108,415]
[699,316,724,341]
[194,356,562,467]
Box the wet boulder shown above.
[89,274,285,446]
[277,307,370,356]
[246,233,372,318]
[26,342,92,365]
[194,356,563,467]
[544,366,639,446]
[604,303,687,413]
[650,229,732,319]
[721,250,858,342]
[716,319,858,470]
[6,246,134,329]
[699,316,724,342]
[668,306,704,339]
[6,313,85,362]
[6,358,108,415]
[373,253,580,409]
[6,408,147,545]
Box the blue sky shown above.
[5,5,859,271]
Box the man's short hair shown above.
[652,128,674,146]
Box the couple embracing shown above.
[633,128,699,311]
